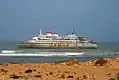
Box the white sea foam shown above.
[1,50,119,57]
[0,50,85,57]
[1,50,16,54]
[64,52,84,55]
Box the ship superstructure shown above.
[17,29,97,49]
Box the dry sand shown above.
[0,58,119,80]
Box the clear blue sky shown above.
[0,0,119,42]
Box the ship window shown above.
[38,38,40,40]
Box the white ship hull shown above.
[17,42,98,49]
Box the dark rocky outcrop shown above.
[95,58,107,66]
[0,69,8,75]
[35,75,42,78]
[67,75,74,78]
[82,75,88,79]
[49,72,53,75]
[9,75,20,79]
[0,69,8,73]
[24,69,32,73]
[59,74,65,79]
[9,73,25,79]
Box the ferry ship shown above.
[16,29,97,49]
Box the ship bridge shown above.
[46,32,58,37]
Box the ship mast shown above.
[39,29,42,36]
[72,28,75,35]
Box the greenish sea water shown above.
[0,41,119,63]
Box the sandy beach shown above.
[0,58,119,80]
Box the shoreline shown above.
[0,58,119,80]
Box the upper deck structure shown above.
[17,29,97,49]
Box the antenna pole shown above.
[40,29,42,36]
[72,28,75,35]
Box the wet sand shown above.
[0,58,119,80]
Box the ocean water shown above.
[0,41,119,63]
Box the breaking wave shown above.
[0,50,119,57]
[0,50,84,57]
